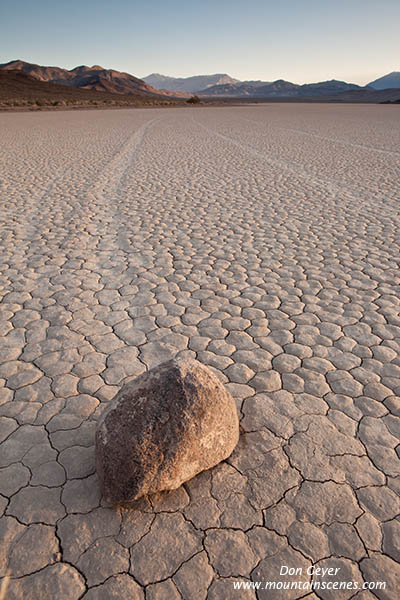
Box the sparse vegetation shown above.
[0,70,183,111]
[186,95,201,104]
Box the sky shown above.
[1,0,399,85]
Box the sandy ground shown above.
[0,104,399,599]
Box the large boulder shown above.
[96,357,239,504]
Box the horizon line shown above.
[1,57,398,87]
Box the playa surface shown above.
[0,104,399,599]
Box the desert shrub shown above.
[187,95,201,104]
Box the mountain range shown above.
[0,69,178,109]
[144,72,400,97]
[1,60,399,102]
[195,79,361,98]
[0,60,164,97]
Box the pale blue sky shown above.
[1,0,399,84]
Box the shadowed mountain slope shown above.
[197,79,362,97]
[367,71,400,90]
[0,70,178,107]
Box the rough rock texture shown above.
[96,358,239,503]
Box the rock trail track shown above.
[0,104,399,599]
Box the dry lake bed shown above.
[0,104,399,599]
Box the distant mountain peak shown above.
[367,71,400,90]
[143,72,239,93]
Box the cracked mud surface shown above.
[0,104,399,599]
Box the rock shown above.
[96,357,239,504]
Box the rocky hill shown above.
[0,60,166,97]
[0,70,178,108]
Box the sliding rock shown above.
[96,357,239,504]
